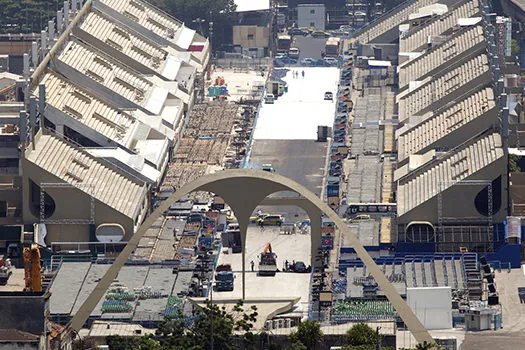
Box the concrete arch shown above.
[70,169,433,344]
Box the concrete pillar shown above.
[40,31,47,53]
[64,1,70,22]
[72,0,77,11]
[38,84,46,119]
[31,42,38,67]
[57,10,63,33]
[23,54,30,80]
[48,20,55,42]
[56,124,65,135]
[19,111,27,144]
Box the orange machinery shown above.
[23,244,42,292]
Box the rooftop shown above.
[0,329,40,342]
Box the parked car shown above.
[311,30,330,38]
[288,48,300,59]
[257,214,283,226]
[324,91,333,101]
[250,213,269,224]
[288,28,309,36]
[350,214,371,223]
[274,58,297,67]
[293,261,307,273]
[323,57,338,65]
[264,94,275,104]
[300,57,314,65]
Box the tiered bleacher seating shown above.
[331,300,397,323]
[26,133,146,218]
[399,25,484,88]
[398,88,495,160]
[398,54,489,121]
[400,0,480,53]
[81,11,166,70]
[59,40,154,104]
[397,133,504,216]
[101,0,183,39]
[40,72,136,144]
[355,0,439,43]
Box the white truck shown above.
[0,258,12,284]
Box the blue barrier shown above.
[242,88,266,168]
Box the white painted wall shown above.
[297,4,325,30]
[407,287,452,330]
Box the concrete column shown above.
[56,124,65,135]
[40,31,47,53]
[64,1,70,22]
[38,84,46,118]
[31,42,38,67]
[237,218,250,300]
[48,20,55,42]
[57,11,63,33]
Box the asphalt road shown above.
[291,36,328,60]
[247,139,329,221]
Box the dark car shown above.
[288,28,309,36]
[294,261,307,273]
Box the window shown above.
[310,22,315,27]
[247,34,254,40]
[310,9,315,14]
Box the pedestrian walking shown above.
[285,260,289,271]
[250,260,255,272]
[301,70,305,78]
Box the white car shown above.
[300,57,314,65]
[323,57,338,65]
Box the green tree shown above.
[512,39,521,56]
[289,320,324,350]
[510,154,521,173]
[344,323,376,347]
[152,299,257,350]
[290,341,308,350]
[150,0,237,51]
[0,0,62,34]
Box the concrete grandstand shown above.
[13,0,210,244]
[345,0,518,275]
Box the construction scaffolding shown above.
[40,182,95,224]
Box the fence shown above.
[214,57,272,71]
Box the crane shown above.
[23,244,42,292]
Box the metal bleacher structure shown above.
[333,253,480,322]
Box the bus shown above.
[325,37,341,57]
[277,35,292,53]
